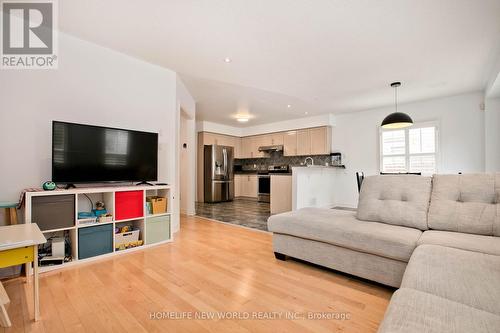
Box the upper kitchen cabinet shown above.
[201,132,218,145]
[271,133,284,145]
[254,135,272,158]
[259,134,273,147]
[283,131,298,156]
[284,126,332,156]
[241,136,253,158]
[202,126,331,161]
[240,135,269,158]
[297,129,311,155]
[233,137,242,158]
[310,126,332,155]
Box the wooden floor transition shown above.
[1,216,393,333]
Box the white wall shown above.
[0,33,178,227]
[176,77,196,217]
[485,97,500,172]
[332,92,486,207]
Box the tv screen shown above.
[52,121,158,183]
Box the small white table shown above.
[0,224,46,323]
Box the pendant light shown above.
[381,82,413,129]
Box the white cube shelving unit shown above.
[24,185,173,273]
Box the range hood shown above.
[258,145,284,152]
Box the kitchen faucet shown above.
[304,157,314,166]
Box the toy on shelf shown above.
[117,225,132,233]
[92,201,108,217]
[115,240,143,251]
[78,200,113,225]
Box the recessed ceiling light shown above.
[224,57,232,63]
[287,104,292,108]
[236,117,249,123]
[304,112,309,115]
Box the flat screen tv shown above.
[52,121,158,184]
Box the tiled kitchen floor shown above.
[195,198,270,231]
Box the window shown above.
[380,122,438,175]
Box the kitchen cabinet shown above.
[216,135,232,147]
[270,175,292,214]
[297,129,311,155]
[241,137,253,158]
[233,137,242,158]
[310,127,331,155]
[253,135,270,158]
[201,132,218,145]
[283,131,297,156]
[259,134,273,147]
[250,136,261,158]
[291,127,332,156]
[271,133,284,145]
[240,136,268,158]
[237,174,258,198]
[234,175,243,197]
[200,132,239,149]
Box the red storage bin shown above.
[115,190,144,221]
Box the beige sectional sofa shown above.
[267,173,500,333]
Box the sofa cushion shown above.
[401,244,500,315]
[357,175,432,230]
[418,230,500,256]
[268,208,422,262]
[428,173,500,236]
[378,288,500,333]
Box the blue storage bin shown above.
[78,224,113,259]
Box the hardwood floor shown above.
[1,216,393,333]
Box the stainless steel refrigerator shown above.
[204,145,234,203]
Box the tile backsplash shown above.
[235,151,332,171]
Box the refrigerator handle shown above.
[223,147,227,177]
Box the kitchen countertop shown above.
[292,165,345,169]
[234,171,259,175]
[234,171,292,176]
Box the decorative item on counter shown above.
[330,152,342,166]
[146,196,167,215]
[42,181,56,191]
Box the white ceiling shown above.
[58,0,500,126]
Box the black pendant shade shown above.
[381,82,413,129]
[381,112,413,129]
